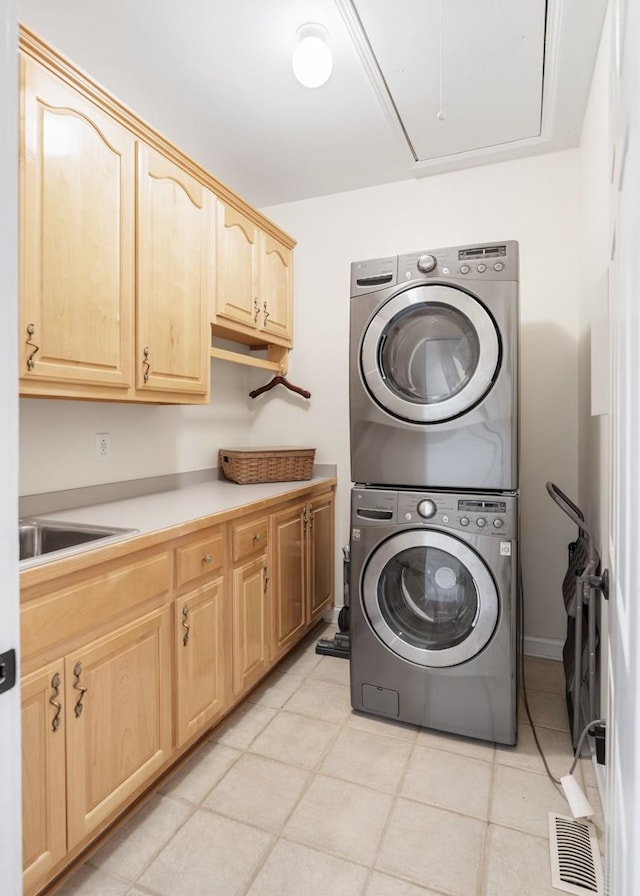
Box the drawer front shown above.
[232,516,268,563]
[176,528,225,589]
[22,551,171,661]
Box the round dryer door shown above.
[362,530,498,667]
[360,283,500,422]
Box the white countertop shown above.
[20,475,336,573]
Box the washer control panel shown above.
[352,488,517,539]
[396,240,518,283]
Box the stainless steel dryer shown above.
[349,487,518,745]
[350,241,519,490]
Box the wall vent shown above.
[549,813,604,896]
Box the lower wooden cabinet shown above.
[21,608,172,895]
[20,483,335,896]
[175,579,227,746]
[21,661,66,895]
[270,490,335,662]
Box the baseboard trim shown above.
[523,636,564,661]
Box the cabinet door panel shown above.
[215,204,259,330]
[308,493,335,624]
[65,608,172,847]
[20,57,134,388]
[175,579,227,746]
[137,145,210,395]
[232,555,268,695]
[261,234,292,343]
[270,503,306,661]
[21,662,67,896]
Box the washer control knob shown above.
[460,516,469,526]
[417,254,437,274]
[417,499,437,519]
[493,518,504,529]
[494,261,505,271]
[476,517,487,528]
[477,263,487,273]
[460,264,471,274]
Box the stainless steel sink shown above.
[19,518,139,568]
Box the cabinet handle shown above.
[263,564,269,593]
[49,672,62,733]
[143,346,151,384]
[72,662,87,718]
[203,553,213,564]
[253,297,260,323]
[262,300,270,325]
[182,604,190,646]
[303,507,309,533]
[26,323,39,371]
[309,508,315,531]
[253,533,261,543]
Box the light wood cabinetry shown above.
[18,28,296,401]
[20,480,334,896]
[21,661,66,895]
[214,203,293,347]
[231,514,270,696]
[174,527,227,746]
[65,609,172,846]
[19,55,135,393]
[270,490,335,662]
[136,145,211,397]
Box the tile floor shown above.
[53,624,604,896]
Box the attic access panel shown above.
[353,0,546,162]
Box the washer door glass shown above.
[360,284,500,422]
[363,530,499,667]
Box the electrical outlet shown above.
[96,432,110,461]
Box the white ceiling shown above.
[18,0,607,209]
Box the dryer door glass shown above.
[361,284,500,423]
[363,530,499,667]
[381,304,479,405]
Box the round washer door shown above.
[362,529,499,667]
[360,283,500,422]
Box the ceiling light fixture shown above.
[292,23,333,89]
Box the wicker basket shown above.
[219,447,316,484]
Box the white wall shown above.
[19,354,254,495]
[259,153,584,650]
[18,144,587,651]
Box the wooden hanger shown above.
[249,374,311,400]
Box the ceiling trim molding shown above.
[334,0,417,164]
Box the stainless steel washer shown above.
[349,487,518,744]
[349,241,519,490]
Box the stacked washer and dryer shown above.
[348,241,519,745]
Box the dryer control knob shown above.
[417,499,437,519]
[493,518,504,529]
[476,517,487,528]
[460,516,470,526]
[417,254,437,274]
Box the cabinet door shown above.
[137,145,211,396]
[20,56,134,391]
[232,554,268,696]
[215,203,259,331]
[260,234,293,344]
[175,579,227,747]
[21,662,67,896]
[270,501,306,662]
[308,492,335,624]
[65,608,172,848]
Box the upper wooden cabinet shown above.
[215,203,293,347]
[137,145,211,396]
[19,55,135,393]
[18,28,296,401]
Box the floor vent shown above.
[549,813,604,896]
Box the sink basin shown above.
[19,518,139,568]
